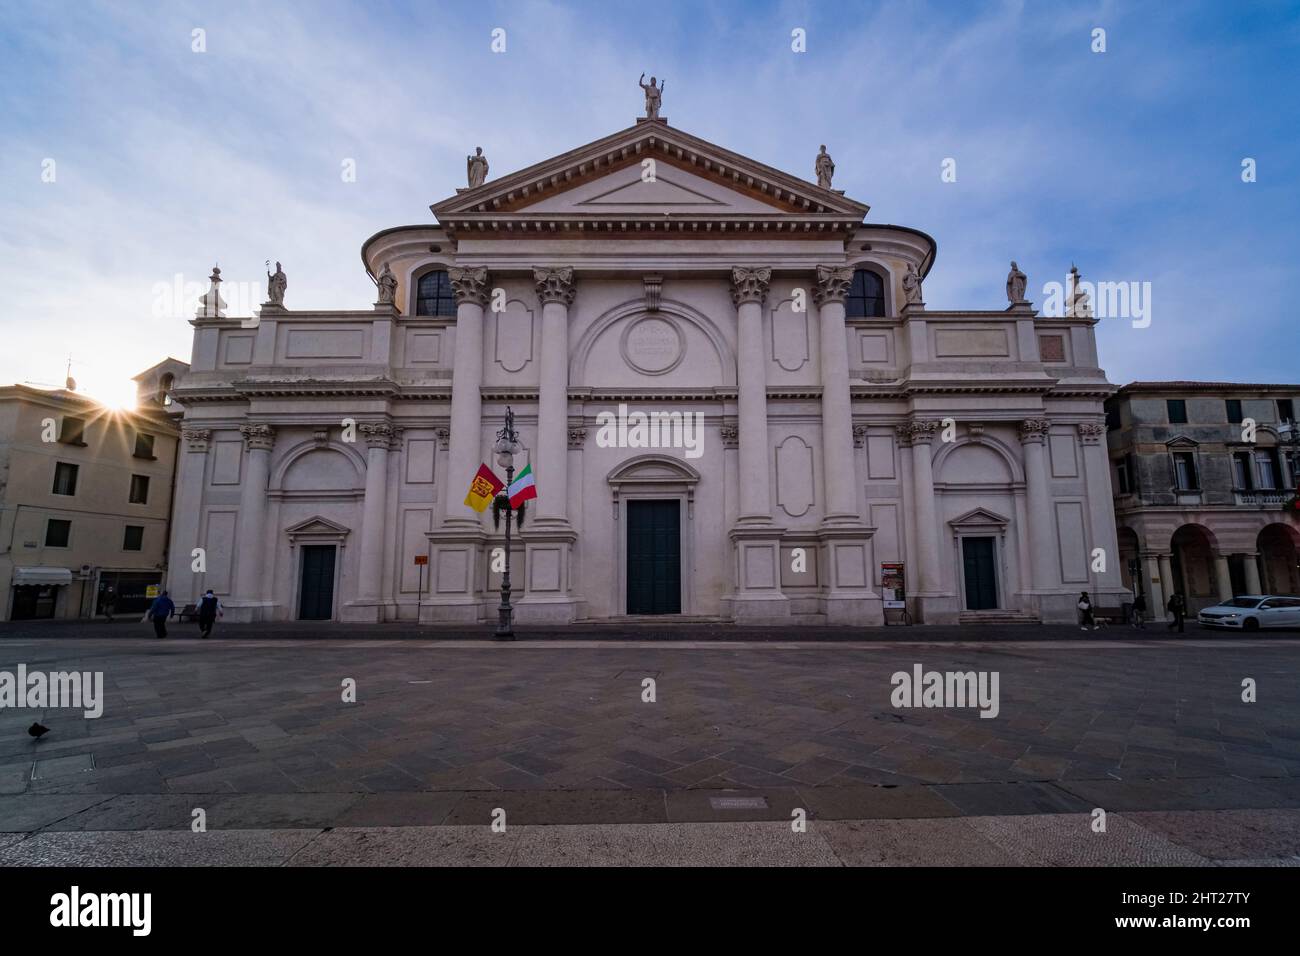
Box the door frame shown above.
[623,497,684,615]
[958,535,1001,611]
[607,455,699,618]
[616,492,691,616]
[295,544,340,621]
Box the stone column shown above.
[1142,552,1166,617]
[533,267,576,524]
[168,427,211,604]
[444,267,490,525]
[1078,421,1123,594]
[513,268,580,625]
[814,265,858,522]
[1019,419,1056,594]
[424,268,491,623]
[351,422,394,615]
[1213,553,1233,601]
[725,267,790,623]
[731,267,773,523]
[1157,553,1175,607]
[231,423,274,620]
[1244,552,1262,595]
[901,421,941,596]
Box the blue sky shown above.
[1,0,1297,405]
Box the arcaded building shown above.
[166,110,1127,625]
[1107,382,1300,613]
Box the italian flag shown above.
[508,463,537,508]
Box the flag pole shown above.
[493,407,520,639]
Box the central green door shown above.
[626,500,681,614]
[298,545,336,620]
[962,537,998,610]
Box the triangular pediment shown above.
[949,507,1010,529]
[285,515,351,536]
[432,121,868,239]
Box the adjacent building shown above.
[0,380,182,621]
[166,112,1129,625]
[1107,382,1300,613]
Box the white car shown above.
[1197,595,1300,631]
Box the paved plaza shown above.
[1,623,1299,865]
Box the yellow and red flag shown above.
[463,464,504,513]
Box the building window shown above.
[129,474,150,504]
[415,270,456,316]
[1285,450,1300,486]
[1225,399,1243,424]
[845,269,886,317]
[1254,449,1281,490]
[123,526,144,551]
[1167,399,1188,424]
[133,431,156,459]
[1116,454,1137,494]
[158,372,175,407]
[1279,398,1295,423]
[45,519,71,548]
[1105,405,1121,430]
[1172,451,1198,491]
[1232,452,1254,489]
[58,415,86,445]
[52,462,78,496]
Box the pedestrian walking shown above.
[101,585,116,622]
[1077,591,1098,631]
[196,589,223,639]
[1131,593,1147,629]
[147,590,176,639]
[1166,592,1186,633]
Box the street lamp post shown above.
[492,407,523,640]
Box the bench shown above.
[176,604,199,622]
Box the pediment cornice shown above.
[432,121,868,240]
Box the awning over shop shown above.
[11,567,74,586]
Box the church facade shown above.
[167,114,1126,626]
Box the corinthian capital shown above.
[1077,421,1106,444]
[813,265,854,306]
[897,419,939,445]
[360,422,396,449]
[729,266,771,306]
[448,266,490,307]
[534,267,576,306]
[1018,418,1051,443]
[240,423,276,451]
[181,427,211,452]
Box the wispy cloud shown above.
[1,0,1296,400]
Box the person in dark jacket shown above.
[196,589,223,639]
[101,585,116,622]
[147,591,175,639]
[1131,593,1147,629]
[1077,591,1098,631]
[1166,593,1186,633]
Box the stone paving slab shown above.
[967,813,1210,866]
[5,813,1287,866]
[817,818,1022,866]
[1125,809,1300,862]
[0,829,319,866]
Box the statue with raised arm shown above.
[266,260,287,307]
[815,145,835,188]
[466,146,489,188]
[639,73,664,120]
[377,262,398,305]
[1006,260,1027,304]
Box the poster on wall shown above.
[880,562,906,609]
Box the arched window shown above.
[846,268,886,317]
[415,270,456,316]
[157,372,174,407]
